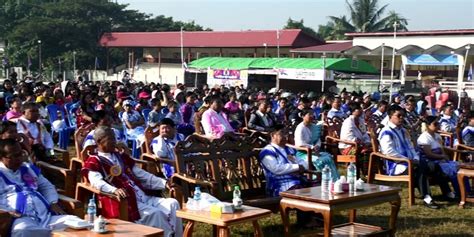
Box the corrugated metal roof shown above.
[99,30,323,48]
[345,29,474,37]
[291,41,353,53]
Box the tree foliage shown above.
[318,0,409,40]
[283,18,321,40]
[0,0,210,74]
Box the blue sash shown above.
[151,134,183,178]
[0,165,51,215]
[380,127,411,175]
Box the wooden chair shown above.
[36,161,76,198]
[170,134,282,212]
[194,109,205,135]
[68,124,95,191]
[439,130,454,148]
[367,130,415,207]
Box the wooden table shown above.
[280,184,401,237]
[52,219,164,237]
[458,162,474,208]
[177,204,271,237]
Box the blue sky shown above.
[117,0,474,31]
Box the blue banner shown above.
[406,54,458,66]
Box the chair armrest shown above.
[36,161,75,198]
[141,153,176,165]
[455,144,474,151]
[75,183,120,201]
[131,158,157,174]
[286,144,311,153]
[58,194,83,217]
[170,173,218,190]
[325,136,358,147]
[304,170,320,175]
[53,147,70,167]
[370,152,413,164]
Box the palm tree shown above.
[318,0,409,40]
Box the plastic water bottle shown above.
[347,162,357,192]
[87,195,97,224]
[321,165,331,193]
[232,185,243,209]
[193,186,201,201]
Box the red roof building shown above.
[99,29,323,48]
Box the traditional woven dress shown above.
[82,152,182,237]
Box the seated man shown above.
[259,125,322,227]
[151,118,185,179]
[16,102,54,162]
[369,100,388,132]
[339,103,371,174]
[378,105,443,209]
[259,124,307,197]
[248,100,276,132]
[327,97,347,123]
[289,97,309,127]
[0,139,82,237]
[201,96,234,138]
[82,126,182,237]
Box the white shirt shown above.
[417,132,442,149]
[260,143,300,175]
[17,117,54,150]
[152,133,185,158]
[87,152,166,194]
[339,115,370,149]
[294,122,321,149]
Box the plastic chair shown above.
[46,104,74,149]
[118,111,140,159]
[64,102,80,129]
[142,108,152,125]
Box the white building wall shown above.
[133,63,184,85]
[353,35,474,50]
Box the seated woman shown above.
[82,126,182,237]
[294,109,339,181]
[417,116,465,198]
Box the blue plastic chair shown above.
[46,104,74,149]
[119,111,140,158]
[142,109,152,125]
[64,102,80,129]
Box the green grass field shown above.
[188,183,474,237]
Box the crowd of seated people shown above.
[0,76,473,236]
